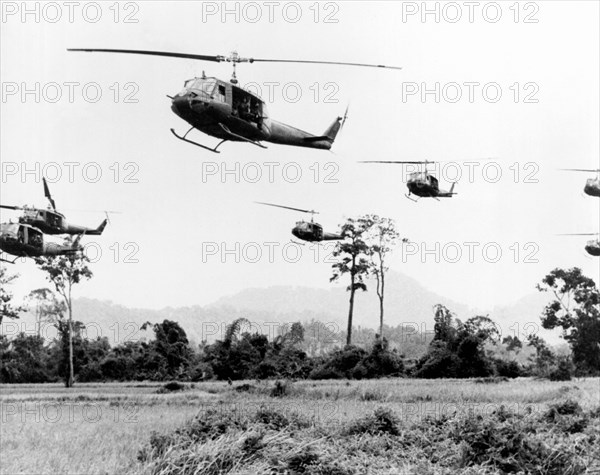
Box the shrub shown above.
[549,356,573,381]
[270,380,289,397]
[234,383,255,392]
[309,340,404,380]
[495,359,522,378]
[156,381,186,393]
[346,407,400,436]
[545,399,582,421]
[449,411,585,473]
[254,406,290,429]
[286,448,320,473]
[309,366,344,380]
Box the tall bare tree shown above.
[330,217,371,346]
[35,239,92,387]
[362,215,404,340]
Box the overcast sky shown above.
[1,1,599,311]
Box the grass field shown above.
[1,377,599,474]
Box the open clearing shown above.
[1,378,599,474]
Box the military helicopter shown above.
[559,168,600,197]
[255,202,342,243]
[558,233,600,257]
[0,222,83,264]
[67,48,400,153]
[0,178,108,235]
[359,160,457,201]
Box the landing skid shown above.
[219,124,267,149]
[0,254,20,264]
[405,193,420,202]
[170,127,227,153]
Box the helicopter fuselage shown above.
[291,221,342,242]
[171,77,342,150]
[17,208,106,235]
[406,173,455,198]
[0,223,81,260]
[584,177,600,197]
[585,239,600,256]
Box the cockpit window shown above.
[182,78,217,95]
[27,228,43,247]
[47,212,63,228]
[215,84,226,102]
[194,78,217,95]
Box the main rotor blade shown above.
[43,178,56,210]
[0,205,25,210]
[255,201,318,214]
[557,233,599,236]
[68,48,223,62]
[68,49,403,70]
[559,168,600,172]
[251,58,402,70]
[360,157,498,164]
[359,161,434,164]
[63,208,122,214]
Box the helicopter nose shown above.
[171,94,189,117]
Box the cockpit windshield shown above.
[183,78,216,96]
[408,172,425,181]
[0,223,19,236]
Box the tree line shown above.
[1,215,599,385]
[1,279,598,384]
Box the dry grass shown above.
[1,378,598,474]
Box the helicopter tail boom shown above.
[94,218,108,235]
[436,183,458,198]
[303,110,347,146]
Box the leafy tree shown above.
[203,330,267,380]
[143,320,194,379]
[25,288,64,337]
[101,340,152,381]
[0,265,23,324]
[286,322,305,346]
[462,315,501,344]
[502,335,523,353]
[35,242,93,387]
[537,267,600,373]
[0,333,55,383]
[362,215,405,339]
[331,217,372,345]
[223,317,250,346]
[527,334,557,378]
[433,304,457,343]
[416,306,498,378]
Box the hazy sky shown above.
[1,1,599,311]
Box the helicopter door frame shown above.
[221,81,233,106]
[314,224,324,241]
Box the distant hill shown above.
[1,270,561,346]
[208,270,472,326]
